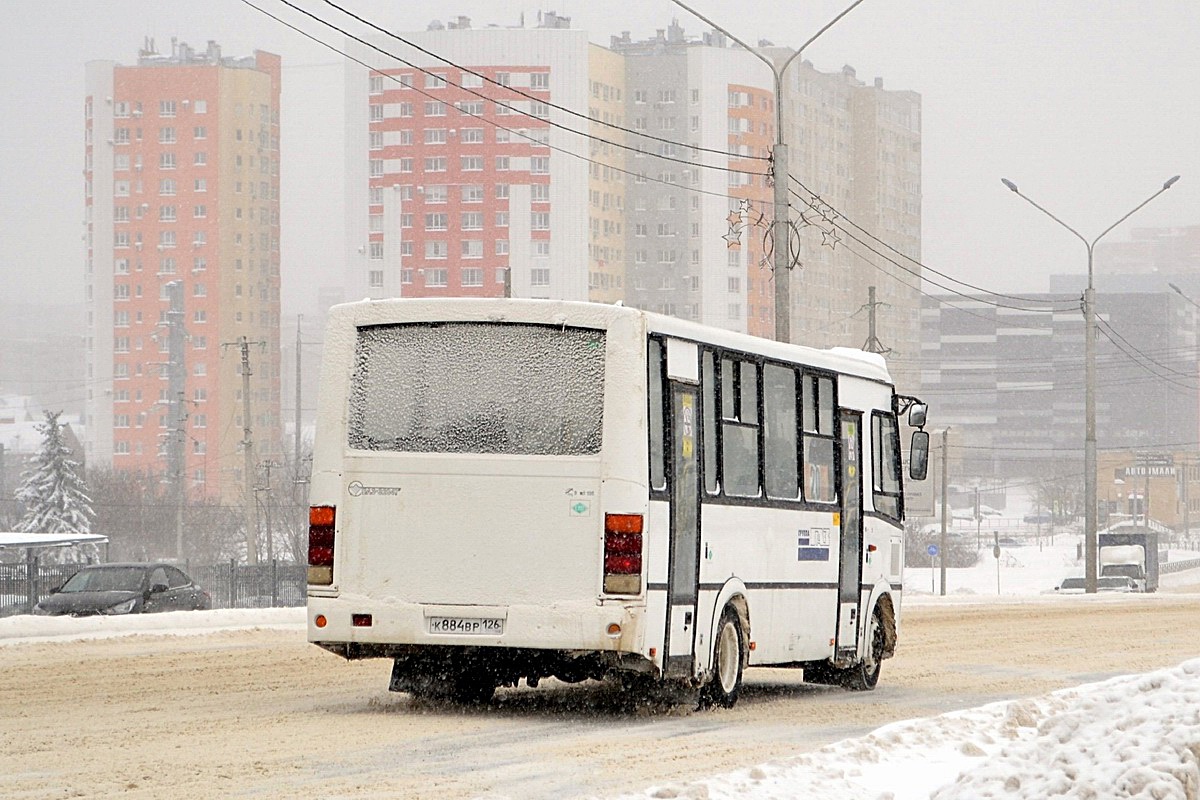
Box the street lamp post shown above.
[668,0,866,343]
[1001,175,1181,593]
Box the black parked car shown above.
[32,562,212,616]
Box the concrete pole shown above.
[940,428,949,597]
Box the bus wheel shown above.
[701,607,744,708]
[843,607,885,692]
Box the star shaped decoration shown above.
[820,227,841,250]
[723,230,743,249]
[737,198,753,214]
[726,210,743,226]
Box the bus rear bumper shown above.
[306,596,647,658]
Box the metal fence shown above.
[0,559,307,617]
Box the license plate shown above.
[427,616,505,635]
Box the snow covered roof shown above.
[0,532,108,550]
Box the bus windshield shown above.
[348,322,606,456]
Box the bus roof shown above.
[328,298,893,385]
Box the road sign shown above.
[926,543,939,557]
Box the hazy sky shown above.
[3,1,1198,321]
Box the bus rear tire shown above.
[700,607,744,709]
[842,606,885,692]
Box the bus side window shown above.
[721,358,761,498]
[648,338,667,492]
[702,351,719,494]
[763,364,799,500]
[802,374,836,504]
[872,411,902,519]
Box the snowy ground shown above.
[616,535,1200,800]
[4,534,1199,800]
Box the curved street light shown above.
[668,0,867,342]
[1001,175,1181,593]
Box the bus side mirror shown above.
[908,403,927,429]
[909,431,929,480]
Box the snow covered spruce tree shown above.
[14,411,96,563]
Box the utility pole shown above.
[862,286,891,355]
[294,315,302,461]
[1182,458,1190,546]
[258,459,282,563]
[223,336,265,565]
[939,428,949,597]
[165,281,187,561]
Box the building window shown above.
[495,184,510,199]
[531,102,550,119]
[531,212,550,230]
[462,185,484,203]
[159,231,176,248]
[461,212,483,230]
[534,241,550,258]
[193,310,207,324]
[424,213,448,231]
[495,212,509,227]
[159,100,176,117]
[158,127,176,144]
[424,184,448,203]
[369,241,383,259]
[194,126,206,139]
[531,268,550,287]
[461,268,483,287]
[159,205,177,222]
[530,72,550,90]
[424,157,446,172]
[369,159,384,177]
[424,241,448,259]
[424,128,447,144]
[461,240,483,259]
[425,72,447,89]
[495,240,509,255]
[369,270,384,288]
[424,268,448,286]
[369,131,382,150]
[369,74,384,94]
[370,104,383,121]
[114,180,130,197]
[424,101,446,117]
[531,156,550,174]
[194,178,207,192]
[460,156,483,172]
[461,128,484,143]
[531,184,550,203]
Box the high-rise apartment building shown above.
[613,23,775,338]
[84,39,282,500]
[780,62,923,392]
[343,13,604,303]
[341,15,921,366]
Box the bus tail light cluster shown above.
[604,513,643,595]
[308,505,336,585]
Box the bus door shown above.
[664,382,700,678]
[836,411,864,656]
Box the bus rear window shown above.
[348,322,605,455]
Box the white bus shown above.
[307,298,929,706]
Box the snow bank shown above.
[0,606,305,646]
[622,658,1200,800]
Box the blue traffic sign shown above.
[926,544,939,557]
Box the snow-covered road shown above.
[2,586,1199,799]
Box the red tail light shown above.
[604,513,643,594]
[308,505,336,585]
